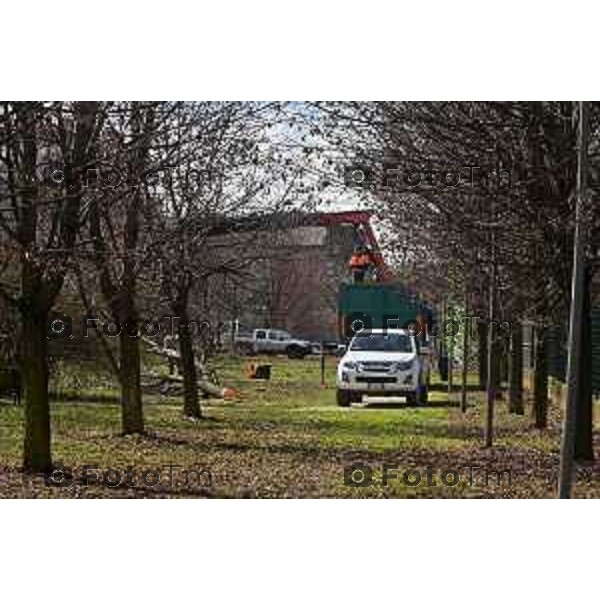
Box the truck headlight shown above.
[342,361,358,370]
[393,359,415,372]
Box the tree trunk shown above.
[478,320,488,390]
[119,332,144,434]
[444,300,453,394]
[460,290,469,413]
[485,325,500,445]
[21,306,51,472]
[178,319,202,419]
[491,332,502,400]
[574,266,593,461]
[533,326,548,429]
[447,335,454,394]
[508,322,524,414]
[558,100,590,497]
[499,338,509,388]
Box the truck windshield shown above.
[350,333,413,352]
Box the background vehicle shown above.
[336,329,430,407]
[310,341,347,356]
[235,328,312,359]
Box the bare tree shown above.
[152,102,311,417]
[0,101,101,471]
[84,101,167,434]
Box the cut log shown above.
[142,338,238,399]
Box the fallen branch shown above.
[142,338,238,399]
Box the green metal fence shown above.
[546,310,600,393]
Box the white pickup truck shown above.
[235,328,313,359]
[336,328,430,406]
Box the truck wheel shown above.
[336,389,351,407]
[405,392,417,407]
[417,387,429,406]
[286,345,306,359]
[350,391,363,404]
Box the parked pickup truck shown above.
[336,328,430,406]
[235,328,313,359]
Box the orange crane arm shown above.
[317,211,393,281]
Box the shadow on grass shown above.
[359,400,461,409]
[429,383,484,392]
[50,392,120,404]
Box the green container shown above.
[338,282,433,339]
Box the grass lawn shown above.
[1,355,600,498]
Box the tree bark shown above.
[574,265,593,461]
[508,322,524,414]
[178,317,202,419]
[119,330,144,434]
[478,320,488,390]
[447,333,454,394]
[460,290,469,413]
[20,304,51,472]
[499,337,509,388]
[533,325,548,429]
[485,326,500,445]
[491,332,502,400]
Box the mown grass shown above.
[1,355,599,498]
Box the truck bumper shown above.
[337,370,419,393]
